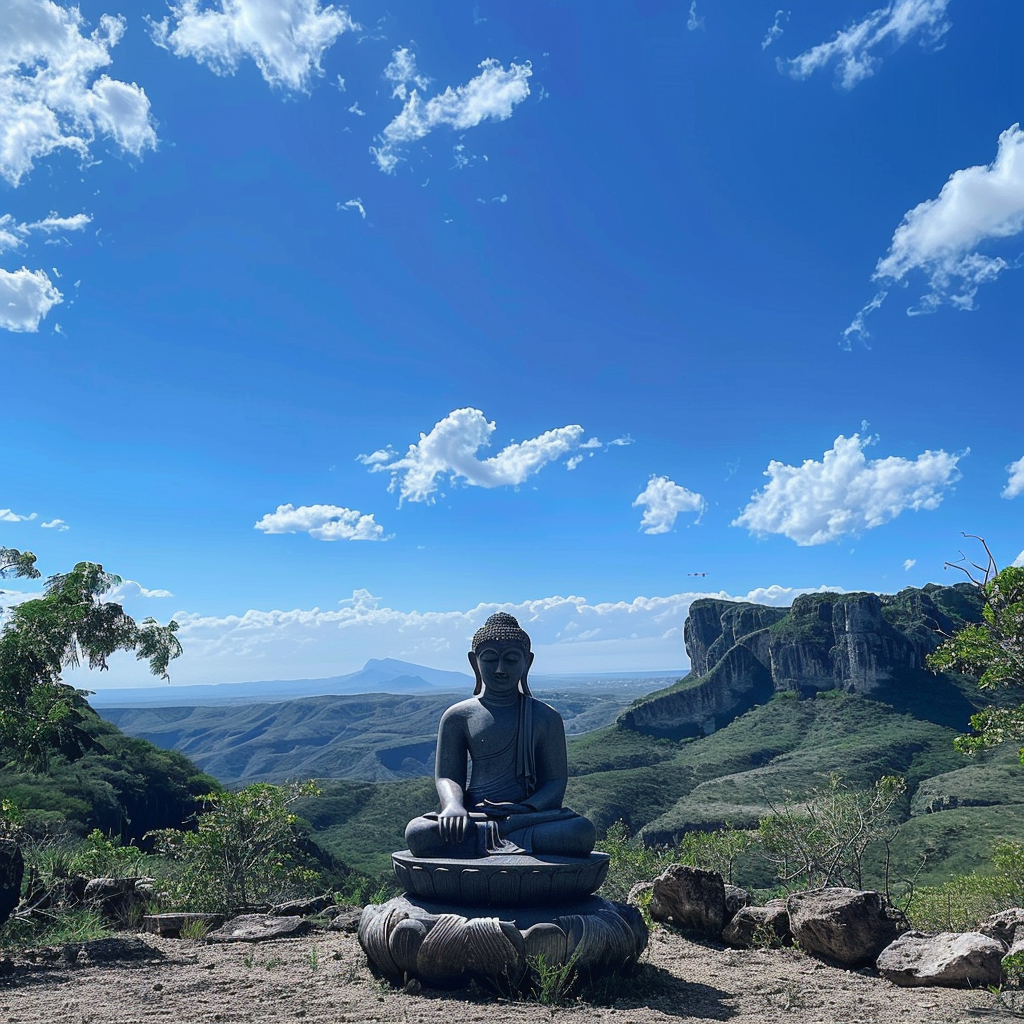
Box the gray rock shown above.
[269,895,334,917]
[327,909,363,933]
[787,887,906,967]
[721,899,791,948]
[83,877,155,926]
[0,839,23,929]
[143,913,225,938]
[651,864,727,936]
[205,914,314,943]
[723,884,752,923]
[877,931,1006,988]
[978,907,1024,947]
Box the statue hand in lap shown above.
[404,613,597,860]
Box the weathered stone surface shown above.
[0,839,23,928]
[978,907,1024,947]
[359,894,647,991]
[721,899,791,948]
[787,888,906,967]
[392,851,609,907]
[723,884,752,923]
[327,908,363,933]
[143,913,225,938]
[627,880,668,922]
[651,864,727,936]
[269,895,334,917]
[61,937,161,963]
[877,931,1006,988]
[83,876,155,926]
[206,914,314,943]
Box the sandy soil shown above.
[0,925,1017,1024]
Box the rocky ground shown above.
[1,924,1019,1024]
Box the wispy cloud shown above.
[372,58,532,174]
[686,1,705,32]
[903,558,916,571]
[633,476,706,534]
[255,503,389,541]
[384,46,430,100]
[0,212,92,333]
[338,198,366,219]
[762,10,790,50]
[0,509,37,523]
[844,123,1024,345]
[733,433,963,546]
[1003,456,1024,500]
[40,518,69,531]
[359,407,596,504]
[0,0,156,186]
[781,0,950,90]
[149,0,357,93]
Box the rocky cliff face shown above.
[620,584,981,740]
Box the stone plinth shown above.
[359,892,647,990]
[392,850,609,907]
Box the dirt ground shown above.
[0,924,1018,1024]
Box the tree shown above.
[927,537,1024,763]
[0,552,182,770]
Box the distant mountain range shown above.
[88,658,476,707]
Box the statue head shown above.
[468,612,534,696]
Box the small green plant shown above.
[1004,950,1024,989]
[307,945,320,973]
[596,820,675,901]
[529,952,580,1005]
[0,909,110,949]
[178,917,212,941]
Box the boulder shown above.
[651,864,727,936]
[327,909,363,933]
[0,840,23,928]
[978,908,1024,947]
[723,884,752,923]
[206,914,314,943]
[721,899,791,948]
[269,895,334,917]
[786,888,906,967]
[83,877,156,926]
[877,931,1006,988]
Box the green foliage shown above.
[675,827,754,884]
[528,952,580,1006]
[0,547,40,581]
[927,541,1024,762]
[148,781,323,913]
[0,908,110,950]
[0,558,182,770]
[596,820,676,901]
[756,773,906,891]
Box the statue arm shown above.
[522,705,568,811]
[434,709,471,842]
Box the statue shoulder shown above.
[439,697,482,723]
[528,697,565,730]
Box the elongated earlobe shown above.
[467,651,482,696]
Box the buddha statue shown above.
[404,612,596,860]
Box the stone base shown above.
[359,893,648,991]
[392,850,609,907]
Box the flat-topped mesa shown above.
[403,613,597,861]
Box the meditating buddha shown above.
[404,612,597,859]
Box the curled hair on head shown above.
[469,612,533,696]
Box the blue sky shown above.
[2,0,1022,687]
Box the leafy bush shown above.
[148,781,323,913]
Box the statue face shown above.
[473,642,531,696]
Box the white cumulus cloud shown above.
[633,476,706,535]
[733,433,963,546]
[106,580,174,601]
[0,0,156,186]
[149,0,357,93]
[1014,551,1024,568]
[255,503,388,541]
[903,558,916,571]
[372,57,531,173]
[781,0,950,90]
[361,408,587,505]
[40,518,69,531]
[0,267,63,332]
[0,211,91,332]
[844,123,1024,344]
[1003,456,1024,500]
